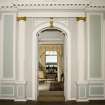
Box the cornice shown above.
[0,0,105,10]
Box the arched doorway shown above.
[38,28,65,101]
[32,22,71,101]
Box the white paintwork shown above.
[88,80,104,97]
[77,19,85,82]
[66,31,71,100]
[89,85,104,97]
[87,13,104,80]
[104,16,105,99]
[0,0,105,11]
[13,13,16,81]
[0,14,4,80]
[76,99,89,102]
[0,0,105,101]
[101,13,104,81]
[18,12,85,18]
[17,19,26,81]
[39,30,64,41]
[88,97,105,100]
[0,85,14,97]
[76,81,88,101]
[78,86,87,98]
[15,81,26,100]
[0,13,16,80]
[0,13,3,80]
[32,22,71,101]
[64,34,67,100]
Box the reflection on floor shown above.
[39,81,50,91]
[39,80,64,91]
[38,91,64,102]
[39,80,64,102]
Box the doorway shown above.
[32,23,71,101]
[38,29,64,101]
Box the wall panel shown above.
[3,15,13,79]
[1,13,16,80]
[88,13,102,80]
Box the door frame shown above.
[32,22,71,101]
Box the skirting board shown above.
[14,99,26,102]
[76,99,89,102]
[0,97,14,100]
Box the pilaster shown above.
[17,16,26,81]
[15,16,26,101]
[76,17,88,101]
[76,17,86,82]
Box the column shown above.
[17,17,26,81]
[76,17,86,82]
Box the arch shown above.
[32,22,71,101]
[33,22,70,39]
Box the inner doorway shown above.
[38,28,65,101]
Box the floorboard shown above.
[0,100,105,105]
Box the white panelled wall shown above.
[0,10,105,102]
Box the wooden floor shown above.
[0,91,105,104]
[0,100,105,105]
[38,91,64,102]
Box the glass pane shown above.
[46,51,57,55]
[46,55,57,63]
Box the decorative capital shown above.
[49,17,54,28]
[17,16,26,21]
[76,17,86,21]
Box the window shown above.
[45,51,57,74]
[46,51,57,63]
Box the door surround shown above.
[32,22,71,101]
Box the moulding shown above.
[14,99,26,102]
[89,98,105,100]
[87,13,104,81]
[0,97,14,100]
[77,81,88,84]
[76,99,89,102]
[18,11,85,18]
[0,13,16,81]
[0,0,105,10]
[15,81,26,84]
[32,22,71,101]
[89,85,104,97]
[0,85,14,97]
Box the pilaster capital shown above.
[76,17,86,21]
[16,16,26,21]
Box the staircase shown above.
[38,91,65,102]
